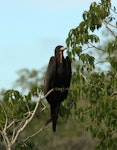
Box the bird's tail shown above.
[51,104,59,132]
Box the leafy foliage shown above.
[65,0,117,149]
[14,68,45,92]
[0,0,117,149]
[0,88,45,150]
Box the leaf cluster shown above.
[64,0,117,149]
[0,87,44,150]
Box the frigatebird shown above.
[44,45,72,132]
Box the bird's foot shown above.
[54,87,67,93]
[60,88,65,93]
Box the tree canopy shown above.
[0,0,117,149]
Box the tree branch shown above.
[0,87,71,149]
[95,60,109,65]
[0,102,11,150]
[23,124,51,143]
[103,20,116,37]
[0,102,8,133]
[11,91,42,145]
[7,120,15,130]
[110,7,117,14]
[11,87,70,145]
[88,42,106,52]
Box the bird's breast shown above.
[55,64,67,87]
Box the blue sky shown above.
[0,0,115,89]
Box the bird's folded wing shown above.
[44,56,57,95]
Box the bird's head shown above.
[55,45,67,63]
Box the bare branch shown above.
[0,87,71,149]
[88,42,106,52]
[1,132,8,149]
[103,20,116,37]
[7,120,15,129]
[11,91,42,145]
[39,101,46,112]
[95,60,109,65]
[106,22,117,29]
[23,124,51,143]
[0,102,8,133]
[11,88,70,144]
[0,103,11,149]
[25,101,31,113]
[12,119,25,142]
[82,45,90,52]
[110,7,117,14]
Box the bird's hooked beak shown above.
[60,47,67,51]
[59,47,67,63]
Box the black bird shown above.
[44,45,72,132]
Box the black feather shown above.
[44,45,72,132]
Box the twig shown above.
[0,103,11,149]
[11,91,42,145]
[12,120,24,142]
[7,120,15,129]
[82,46,90,51]
[12,88,70,144]
[0,87,71,149]
[25,101,31,113]
[88,42,106,52]
[95,60,109,65]
[103,20,116,37]
[23,124,51,143]
[106,22,117,29]
[110,7,117,14]
[39,101,46,112]
[0,103,8,133]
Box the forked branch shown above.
[0,87,70,150]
